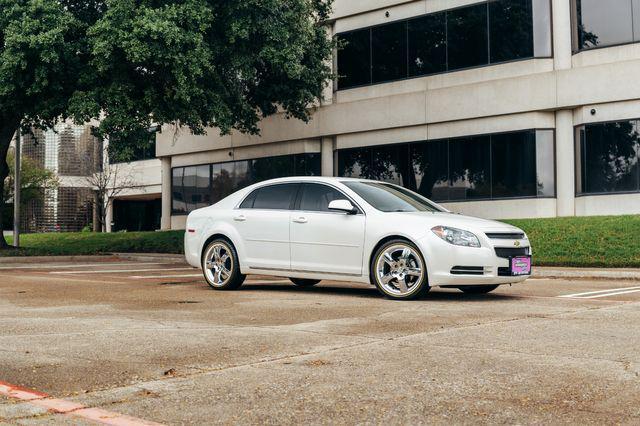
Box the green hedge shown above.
[3,215,640,268]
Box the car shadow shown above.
[236,283,522,302]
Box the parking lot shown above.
[1,259,639,425]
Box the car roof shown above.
[250,176,378,185]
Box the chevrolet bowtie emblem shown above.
[514,241,521,247]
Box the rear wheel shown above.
[289,278,321,287]
[371,239,429,300]
[202,239,245,290]
[457,285,500,294]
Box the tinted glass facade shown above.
[575,0,640,51]
[337,0,552,90]
[172,153,320,214]
[576,120,640,194]
[338,130,555,202]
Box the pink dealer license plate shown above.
[510,256,532,276]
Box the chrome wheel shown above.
[203,242,234,287]
[375,244,425,296]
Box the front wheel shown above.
[371,239,430,300]
[289,278,321,287]
[202,239,245,290]
[457,285,500,294]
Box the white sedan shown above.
[184,177,532,300]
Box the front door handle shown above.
[292,216,307,224]
[234,215,247,222]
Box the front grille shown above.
[495,247,529,258]
[450,266,485,276]
[486,232,525,240]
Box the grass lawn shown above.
[2,215,639,268]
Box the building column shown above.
[321,137,334,177]
[552,0,573,71]
[555,110,575,217]
[105,200,114,233]
[160,156,172,230]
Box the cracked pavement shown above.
[0,260,639,424]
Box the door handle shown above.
[292,216,307,224]
[234,215,246,222]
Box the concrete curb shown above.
[0,253,184,264]
[533,267,640,280]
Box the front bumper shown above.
[417,233,532,287]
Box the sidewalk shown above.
[533,267,640,280]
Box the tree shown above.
[85,146,137,232]
[0,0,334,247]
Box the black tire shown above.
[370,239,430,300]
[457,285,500,294]
[289,278,321,287]
[201,239,245,290]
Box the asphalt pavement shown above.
[0,258,639,425]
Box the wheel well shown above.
[368,235,412,273]
[201,233,233,263]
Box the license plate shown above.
[510,256,532,276]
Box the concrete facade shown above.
[155,0,640,229]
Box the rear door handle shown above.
[234,215,246,222]
[292,216,307,224]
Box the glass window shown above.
[371,144,409,185]
[533,0,552,57]
[535,130,556,196]
[239,190,257,209]
[250,155,294,182]
[447,3,489,70]
[449,136,491,200]
[343,181,443,212]
[251,184,300,210]
[408,13,447,76]
[491,131,537,198]
[337,29,371,89]
[211,162,235,204]
[293,153,321,176]
[299,184,345,212]
[410,140,450,201]
[577,0,633,50]
[489,0,534,63]
[372,21,408,83]
[578,121,640,194]
[338,147,372,179]
[171,168,186,214]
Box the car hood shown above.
[392,211,523,232]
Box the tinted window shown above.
[536,130,555,196]
[338,147,372,179]
[344,181,442,212]
[578,121,640,193]
[490,0,534,63]
[299,184,345,212]
[250,156,294,182]
[252,184,299,210]
[408,13,447,76]
[172,168,186,214]
[447,3,489,70]
[410,140,450,201]
[491,131,537,198]
[449,136,491,200]
[577,0,633,49]
[372,21,408,83]
[337,29,371,89]
[211,162,236,203]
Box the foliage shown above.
[0,0,334,246]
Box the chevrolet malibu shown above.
[184,177,532,300]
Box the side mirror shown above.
[328,199,357,215]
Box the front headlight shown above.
[431,226,481,248]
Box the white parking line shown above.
[0,262,174,270]
[50,268,192,275]
[559,286,640,298]
[579,288,640,299]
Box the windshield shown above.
[343,181,445,213]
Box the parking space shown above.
[1,259,639,424]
